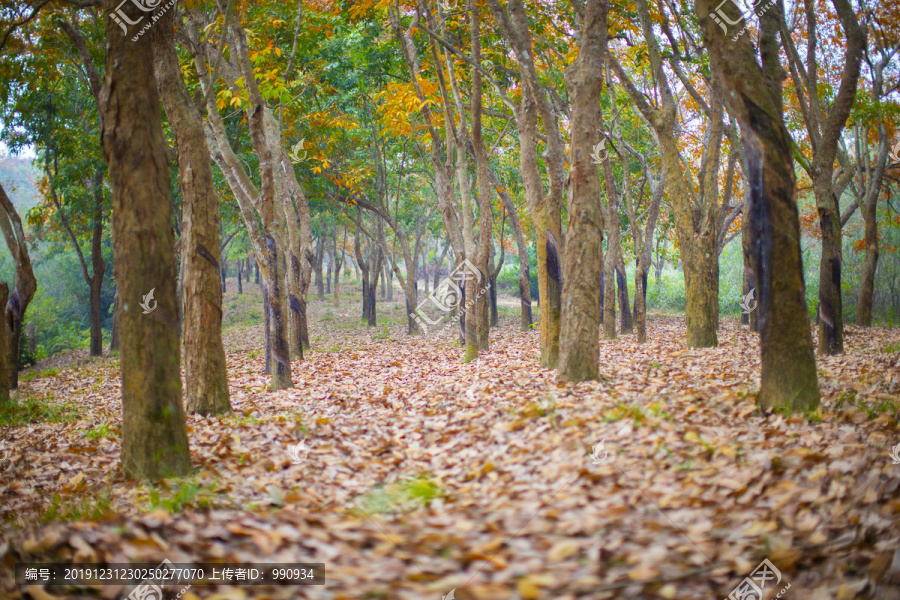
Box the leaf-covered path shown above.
[2,289,900,599]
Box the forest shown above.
[0,0,899,598]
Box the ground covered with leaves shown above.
[2,282,900,599]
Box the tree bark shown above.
[558,0,607,383]
[470,0,492,354]
[100,0,191,479]
[484,0,564,367]
[616,255,632,334]
[152,9,231,416]
[0,283,7,404]
[0,183,37,390]
[696,0,820,410]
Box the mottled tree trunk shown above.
[601,156,619,340]
[314,238,325,300]
[558,0,607,382]
[0,185,36,389]
[153,10,231,415]
[697,0,819,410]
[856,125,889,326]
[471,2,492,353]
[0,283,7,404]
[110,288,119,353]
[101,0,191,479]
[616,255,632,334]
[325,248,332,295]
[485,0,564,368]
[88,171,105,356]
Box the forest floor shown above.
[1,279,900,600]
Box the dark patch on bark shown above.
[545,230,562,307]
[196,243,219,271]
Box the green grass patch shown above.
[600,401,647,426]
[0,392,78,427]
[39,489,114,524]
[145,477,220,513]
[356,474,443,515]
[84,420,116,440]
[19,367,60,382]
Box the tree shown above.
[695,0,820,410]
[0,182,36,389]
[152,6,231,415]
[609,0,728,348]
[558,0,608,383]
[780,0,866,354]
[100,0,191,479]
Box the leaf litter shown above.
[1,289,900,599]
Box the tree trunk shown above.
[470,2,493,354]
[558,0,607,382]
[367,251,381,327]
[237,260,243,294]
[486,169,532,330]
[741,192,759,331]
[697,0,819,410]
[88,170,105,356]
[153,12,231,415]
[262,284,271,373]
[856,125,889,326]
[333,231,345,307]
[601,155,619,340]
[0,183,37,390]
[0,283,7,404]
[255,260,259,284]
[100,2,191,479]
[616,256,632,334]
[110,288,119,353]
[325,248,332,295]
[314,238,325,300]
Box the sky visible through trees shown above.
[0,0,899,598]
